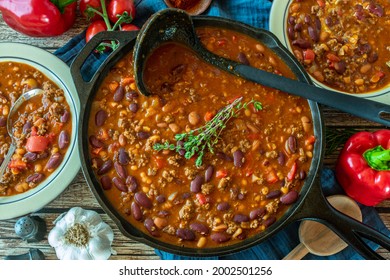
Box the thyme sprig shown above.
[153,97,263,167]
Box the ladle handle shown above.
[283,243,309,260]
[296,188,390,259]
[194,44,390,126]
[235,64,390,126]
[0,143,15,180]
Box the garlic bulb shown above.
[48,207,115,260]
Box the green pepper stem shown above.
[363,145,390,171]
[50,0,77,13]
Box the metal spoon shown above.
[133,8,390,126]
[283,195,363,260]
[0,88,44,180]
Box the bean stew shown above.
[0,62,72,196]
[286,0,390,93]
[88,27,316,248]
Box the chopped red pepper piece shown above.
[196,193,207,205]
[287,161,297,181]
[216,169,228,178]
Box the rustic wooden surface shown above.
[0,8,389,260]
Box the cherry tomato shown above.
[85,20,107,43]
[120,24,139,31]
[107,0,136,24]
[80,0,106,21]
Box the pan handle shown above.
[70,31,138,105]
[294,182,390,259]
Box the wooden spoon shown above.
[283,195,363,260]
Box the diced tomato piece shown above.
[303,49,315,63]
[306,135,316,145]
[26,135,50,152]
[287,162,298,181]
[196,193,207,205]
[266,170,278,183]
[153,156,166,169]
[216,169,228,178]
[30,126,38,136]
[204,111,215,122]
[317,0,325,8]
[9,159,27,170]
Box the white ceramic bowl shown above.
[269,0,390,105]
[0,43,80,220]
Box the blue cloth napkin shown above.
[54,0,390,260]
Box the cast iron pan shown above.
[70,16,390,259]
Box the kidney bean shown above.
[368,52,378,63]
[334,60,346,75]
[325,16,333,27]
[280,190,299,205]
[249,207,266,220]
[135,192,153,209]
[237,52,250,65]
[233,150,245,168]
[89,135,104,148]
[292,38,311,49]
[210,232,231,243]
[287,135,297,154]
[100,175,112,190]
[263,216,276,228]
[60,110,70,123]
[97,160,113,175]
[129,103,139,113]
[0,116,6,127]
[204,165,214,182]
[190,223,209,235]
[307,26,319,42]
[299,170,306,180]
[368,3,384,17]
[266,190,282,199]
[114,161,127,179]
[314,17,321,31]
[216,151,233,162]
[113,85,124,102]
[45,153,62,170]
[190,174,204,193]
[24,152,38,162]
[158,210,170,217]
[118,148,130,165]
[277,151,286,166]
[126,175,138,192]
[22,121,32,134]
[126,90,139,100]
[58,131,70,149]
[156,194,166,203]
[176,228,195,241]
[294,23,303,32]
[287,26,295,40]
[131,202,143,221]
[288,16,296,25]
[112,177,127,192]
[216,202,230,211]
[304,14,311,24]
[137,131,150,140]
[144,218,160,237]
[182,192,191,199]
[26,173,44,184]
[95,109,108,127]
[233,214,250,223]
[38,151,49,159]
[178,149,186,156]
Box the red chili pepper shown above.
[0,0,77,37]
[335,130,390,206]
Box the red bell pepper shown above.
[335,129,390,206]
[0,0,77,37]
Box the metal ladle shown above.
[133,8,390,126]
[0,88,44,179]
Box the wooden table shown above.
[0,10,389,260]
